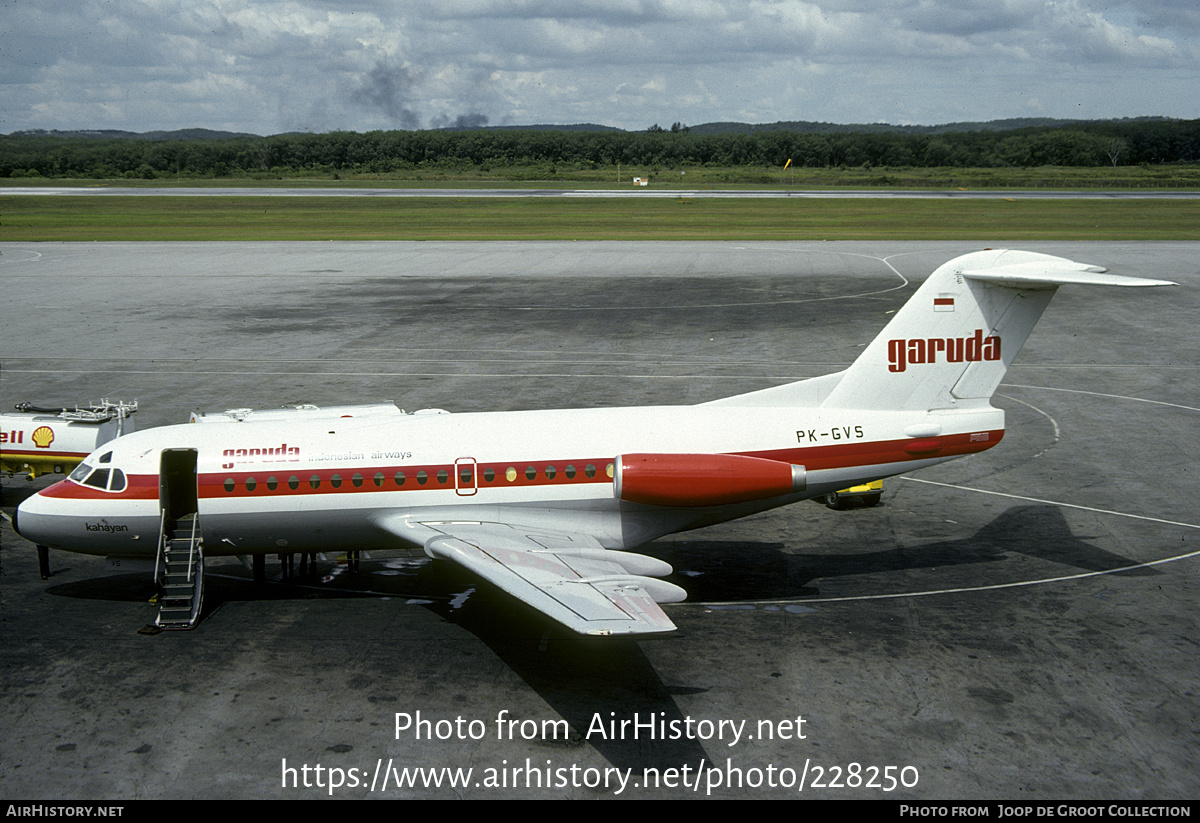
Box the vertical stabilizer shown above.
[820,250,1173,412]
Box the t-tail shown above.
[819,249,1175,413]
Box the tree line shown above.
[3,120,1197,179]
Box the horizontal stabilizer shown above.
[962,263,1176,289]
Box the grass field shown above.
[1,194,1197,241]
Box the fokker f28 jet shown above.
[13,250,1174,635]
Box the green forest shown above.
[3,119,1198,182]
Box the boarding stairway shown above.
[154,511,204,630]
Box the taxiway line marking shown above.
[898,476,1200,531]
[1002,383,1200,413]
[692,478,1200,608]
[705,545,1200,606]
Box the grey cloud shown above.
[2,0,1196,134]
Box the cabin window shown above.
[525,466,536,481]
[309,475,321,490]
[437,469,448,484]
[267,476,278,491]
[416,471,428,485]
[564,465,576,479]
[505,467,517,482]
[288,476,300,490]
[545,465,556,479]
[352,473,363,487]
[331,474,342,489]
[584,464,596,478]
[394,471,406,486]
[483,467,495,482]
[245,477,257,492]
[224,478,235,493]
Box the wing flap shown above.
[377,516,681,636]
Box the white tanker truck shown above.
[1,399,138,479]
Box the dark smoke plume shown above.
[353,61,421,129]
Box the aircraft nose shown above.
[13,490,61,547]
[12,484,154,556]
[13,493,39,541]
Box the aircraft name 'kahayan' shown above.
[12,250,1176,635]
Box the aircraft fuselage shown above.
[14,402,1004,559]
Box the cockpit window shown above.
[98,451,112,464]
[83,468,111,489]
[69,460,126,492]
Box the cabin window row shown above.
[220,462,614,493]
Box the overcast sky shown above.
[2,0,1196,135]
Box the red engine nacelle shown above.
[614,453,806,507]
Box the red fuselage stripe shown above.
[38,473,158,500]
[36,431,1003,502]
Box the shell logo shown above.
[31,426,55,449]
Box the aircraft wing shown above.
[373,516,685,636]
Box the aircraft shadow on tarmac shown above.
[39,550,711,772]
[31,503,1154,775]
[40,502,1153,609]
[657,504,1156,603]
[430,585,713,773]
[427,503,1158,773]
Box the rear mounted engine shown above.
[614,453,805,507]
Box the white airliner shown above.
[12,250,1174,635]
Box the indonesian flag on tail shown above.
[934,294,955,312]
